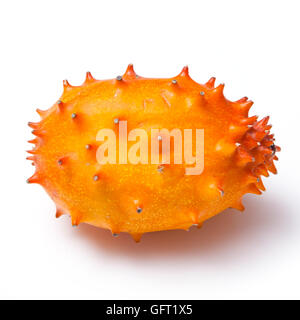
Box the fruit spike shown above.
[26,64,280,242]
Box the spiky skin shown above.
[27,65,280,242]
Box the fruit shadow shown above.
[76,194,287,261]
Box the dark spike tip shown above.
[26,174,39,184]
[63,79,71,87]
[270,144,278,155]
[57,100,63,109]
[157,164,164,173]
[180,65,189,76]
[236,97,248,103]
[31,129,43,136]
[205,77,216,88]
[85,71,94,81]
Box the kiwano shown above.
[27,65,280,242]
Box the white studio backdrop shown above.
[0,0,299,299]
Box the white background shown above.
[0,0,299,299]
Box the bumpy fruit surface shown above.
[27,65,280,242]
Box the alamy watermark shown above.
[96,121,204,175]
